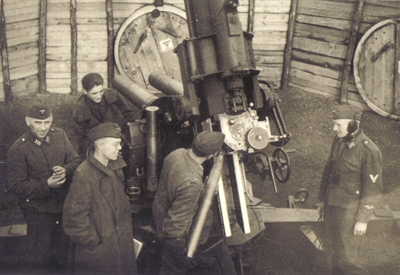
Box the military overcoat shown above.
[63,148,137,274]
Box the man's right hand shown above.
[47,174,66,188]
[164,238,198,269]
[316,202,325,218]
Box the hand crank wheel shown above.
[272,148,291,183]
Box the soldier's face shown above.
[84,85,104,103]
[332,119,352,138]
[25,115,53,140]
[98,137,122,161]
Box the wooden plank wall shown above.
[289,0,400,108]
[252,0,291,88]
[3,0,398,104]
[0,0,292,100]
[1,0,40,100]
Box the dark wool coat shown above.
[318,130,383,223]
[7,128,80,213]
[63,148,137,274]
[72,89,137,154]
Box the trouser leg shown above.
[21,209,69,272]
[22,208,53,269]
[325,206,364,275]
[159,244,187,275]
[210,241,236,275]
[51,212,70,270]
[193,239,236,275]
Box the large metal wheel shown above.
[272,148,291,183]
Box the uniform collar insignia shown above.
[346,141,355,149]
[33,136,50,146]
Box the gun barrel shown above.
[145,106,159,197]
[148,72,184,96]
[112,73,158,109]
[187,152,224,258]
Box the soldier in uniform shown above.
[6,102,81,271]
[63,123,138,274]
[153,131,236,275]
[318,105,383,275]
[72,72,138,155]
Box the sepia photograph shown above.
[0,0,399,274]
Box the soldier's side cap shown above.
[26,102,52,119]
[88,122,121,142]
[192,131,225,156]
[332,105,362,120]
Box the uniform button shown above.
[356,191,360,194]
[116,226,119,230]
[56,221,59,224]
[26,199,29,202]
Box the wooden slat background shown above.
[0,0,290,99]
[0,0,399,107]
[290,0,400,109]
[252,0,291,88]
[2,0,40,99]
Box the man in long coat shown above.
[63,122,137,274]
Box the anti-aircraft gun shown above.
[113,0,295,261]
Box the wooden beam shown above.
[106,0,114,87]
[38,0,47,94]
[254,206,400,223]
[394,19,400,115]
[281,0,298,90]
[70,0,77,95]
[247,0,255,33]
[0,0,13,102]
[339,0,365,104]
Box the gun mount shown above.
[113,0,294,262]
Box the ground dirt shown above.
[0,87,399,275]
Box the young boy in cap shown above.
[72,73,138,155]
[152,131,236,275]
[63,122,137,274]
[317,104,383,275]
[7,102,80,271]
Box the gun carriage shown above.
[113,0,305,269]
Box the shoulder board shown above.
[18,136,27,144]
[12,134,29,148]
[362,139,375,151]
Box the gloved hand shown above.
[164,238,198,269]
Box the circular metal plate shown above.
[247,126,269,150]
